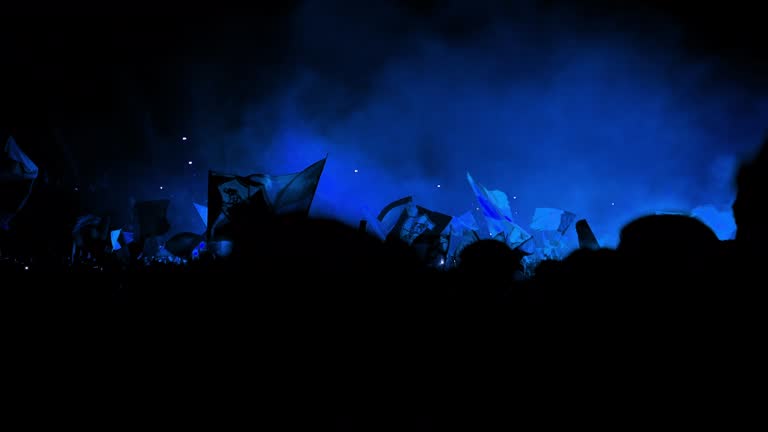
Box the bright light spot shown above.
[611,202,615,206]
[440,258,445,265]
[24,266,29,270]
[437,184,441,188]
[476,207,480,211]
[182,137,187,141]
[188,161,193,165]
[354,169,358,173]
[513,196,517,199]
[160,186,164,190]
[74,187,78,191]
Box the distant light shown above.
[476,207,480,211]
[513,196,517,200]
[24,266,29,270]
[611,202,615,206]
[182,137,187,141]
[354,169,358,173]
[160,186,164,190]
[440,258,445,266]
[74,187,78,191]
[188,161,193,165]
[437,184,441,188]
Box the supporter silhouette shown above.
[617,214,721,275]
[733,135,768,258]
[456,240,525,282]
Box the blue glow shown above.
[132,1,767,245]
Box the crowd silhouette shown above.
[2,135,766,430]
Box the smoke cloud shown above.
[155,0,767,245]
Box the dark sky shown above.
[2,2,765,154]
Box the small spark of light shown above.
[513,196,517,199]
[354,169,358,173]
[182,137,187,141]
[611,202,615,206]
[188,161,193,165]
[437,184,441,188]
[74,187,78,191]
[24,266,29,270]
[160,186,164,190]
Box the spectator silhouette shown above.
[456,239,526,282]
[616,214,724,308]
[733,135,768,257]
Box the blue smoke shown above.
[152,0,767,245]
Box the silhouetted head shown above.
[618,214,720,274]
[733,136,768,253]
[457,239,526,280]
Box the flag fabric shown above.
[466,172,532,249]
[373,196,414,237]
[207,157,326,238]
[72,215,109,254]
[450,211,480,233]
[122,231,135,245]
[1,136,38,230]
[110,229,122,251]
[530,207,577,235]
[134,200,170,239]
[193,203,208,227]
[575,219,600,250]
[386,203,452,264]
[466,172,514,236]
[361,206,388,241]
[445,213,483,265]
[389,203,453,246]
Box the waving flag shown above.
[193,202,208,227]
[466,172,531,250]
[207,157,327,238]
[110,229,122,251]
[1,136,38,230]
[466,172,514,232]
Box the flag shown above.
[122,231,135,245]
[387,203,453,264]
[452,211,480,232]
[110,229,122,251]
[271,157,326,215]
[389,203,453,245]
[575,219,600,250]
[207,157,327,238]
[361,206,388,241]
[72,215,109,251]
[374,196,413,237]
[445,213,483,265]
[530,208,577,235]
[0,136,38,230]
[193,202,208,227]
[466,172,514,235]
[466,172,532,249]
[134,200,170,239]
